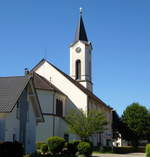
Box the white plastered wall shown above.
[4,106,20,142]
[35,61,88,112]
[70,41,92,91]
[36,89,54,142]
[36,89,69,142]
[25,95,37,153]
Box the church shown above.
[32,10,113,147]
[0,10,113,153]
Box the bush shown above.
[113,146,137,154]
[77,141,92,156]
[101,146,112,152]
[47,136,65,155]
[36,142,46,150]
[26,152,41,157]
[64,142,74,155]
[24,155,30,157]
[68,140,81,155]
[77,154,87,157]
[40,144,48,154]
[64,140,80,155]
[0,141,24,157]
[146,144,150,157]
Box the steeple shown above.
[74,8,88,42]
[70,8,93,91]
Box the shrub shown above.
[146,144,150,157]
[77,154,87,157]
[23,155,30,157]
[69,140,81,155]
[36,142,46,150]
[77,141,92,156]
[101,146,112,152]
[26,152,41,157]
[40,144,48,154]
[0,141,24,157]
[113,146,137,154]
[65,142,74,155]
[47,136,65,155]
[64,140,80,155]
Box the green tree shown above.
[122,103,150,146]
[65,109,107,141]
[146,110,150,142]
[112,110,136,141]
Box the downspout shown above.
[52,91,55,136]
[87,96,89,113]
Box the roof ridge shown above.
[32,72,66,96]
[31,59,112,110]
[0,76,26,78]
[44,60,112,110]
[30,58,46,72]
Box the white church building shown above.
[31,11,113,147]
[0,10,113,153]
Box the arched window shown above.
[75,60,81,80]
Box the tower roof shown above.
[74,9,88,42]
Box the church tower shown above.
[70,9,93,91]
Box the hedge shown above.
[113,146,145,154]
[77,141,93,156]
[146,144,150,157]
[40,144,48,154]
[0,141,24,157]
[47,136,65,155]
[36,142,46,150]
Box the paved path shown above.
[92,153,145,157]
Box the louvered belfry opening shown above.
[75,60,81,80]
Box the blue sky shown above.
[0,0,150,115]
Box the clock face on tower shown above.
[75,47,81,53]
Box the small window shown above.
[56,99,63,117]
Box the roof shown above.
[74,14,88,42]
[31,59,113,110]
[0,76,31,112]
[32,72,66,96]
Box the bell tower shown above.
[70,8,93,91]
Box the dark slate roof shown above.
[74,14,88,42]
[32,72,66,96]
[31,59,113,110]
[0,76,31,112]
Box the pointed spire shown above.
[74,8,88,42]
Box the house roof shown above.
[31,59,113,110]
[0,75,44,122]
[32,72,66,96]
[0,76,31,112]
